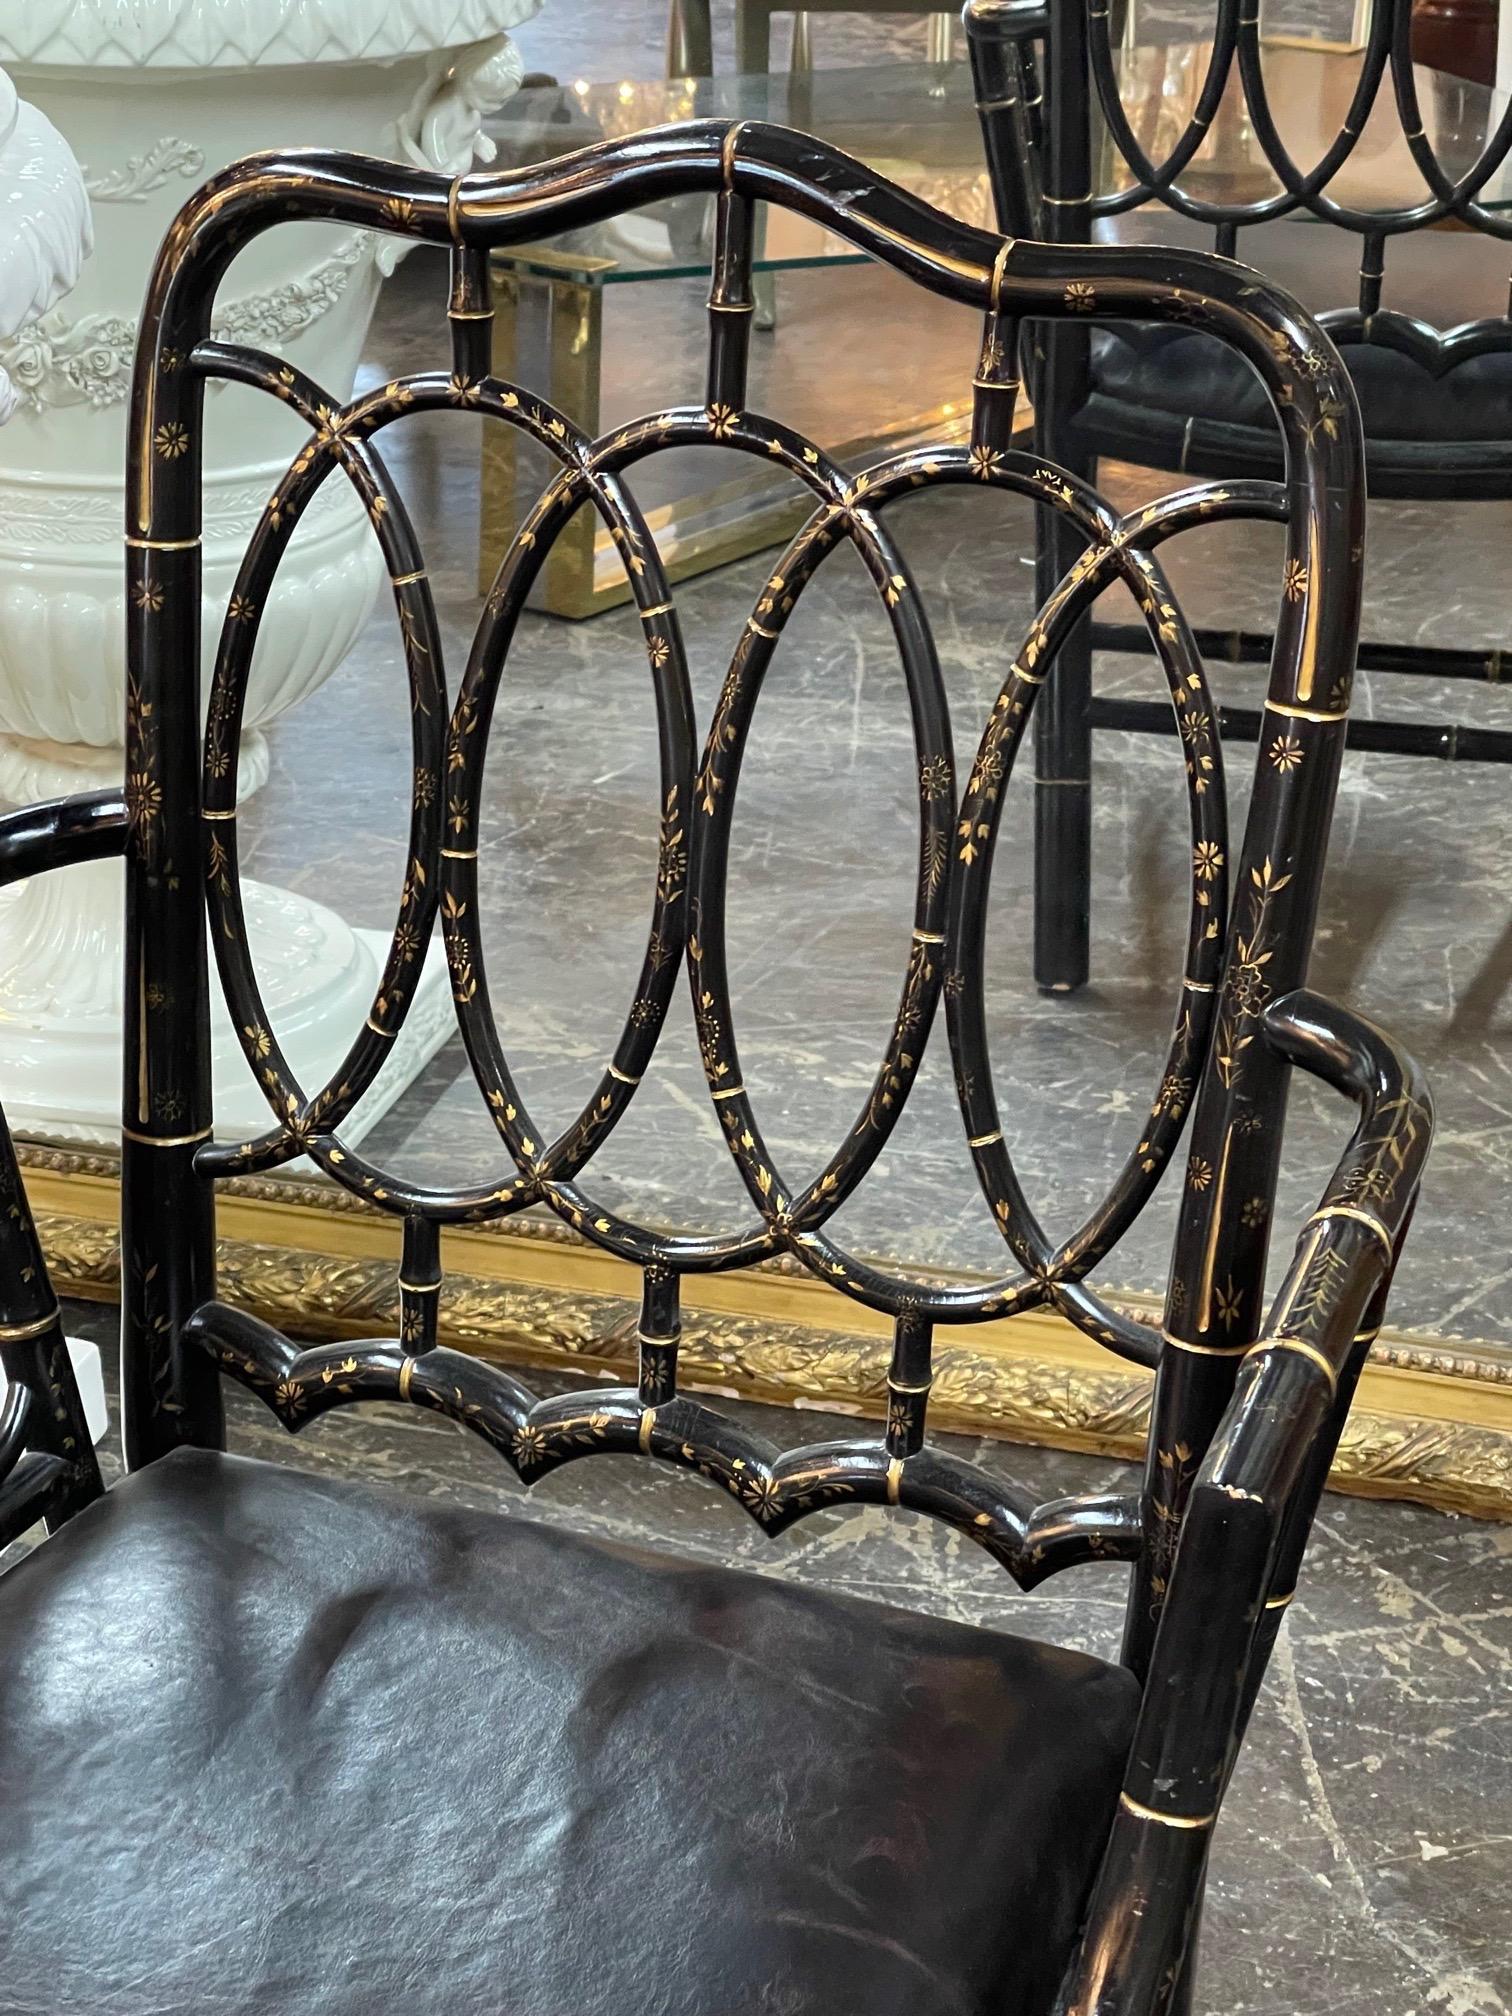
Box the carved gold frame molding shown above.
[22,1141,1512,1520]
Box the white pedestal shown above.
[0,0,535,1144]
[0,858,454,1145]
[69,1335,107,1446]
[0,1335,107,1448]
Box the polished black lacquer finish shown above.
[0,795,120,1542]
[968,0,1512,990]
[0,123,1431,2013]
[0,1446,1142,2016]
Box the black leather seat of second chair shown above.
[1076,322,1512,498]
[0,1449,1139,2016]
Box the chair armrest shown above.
[0,790,128,891]
[1056,989,1430,2013]
[1206,986,1431,1505]
[1165,987,1430,1745]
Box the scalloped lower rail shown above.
[186,1301,1144,1591]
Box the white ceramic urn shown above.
[0,0,538,1143]
[0,61,107,1439]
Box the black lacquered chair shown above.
[0,124,1429,2015]
[966,0,1512,990]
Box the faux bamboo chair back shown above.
[0,122,1429,2011]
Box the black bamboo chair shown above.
[0,124,1429,2016]
[966,0,1512,991]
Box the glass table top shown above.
[480,46,1512,286]
[482,63,993,283]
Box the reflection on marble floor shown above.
[36,1300,1510,2015]
[224,228,1512,1353]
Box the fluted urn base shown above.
[0,847,453,1147]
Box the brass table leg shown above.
[476,245,986,621]
[479,267,605,619]
[666,0,714,75]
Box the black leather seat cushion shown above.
[1075,323,1512,498]
[0,1448,1139,2016]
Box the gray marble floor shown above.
[39,1300,1512,2015]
